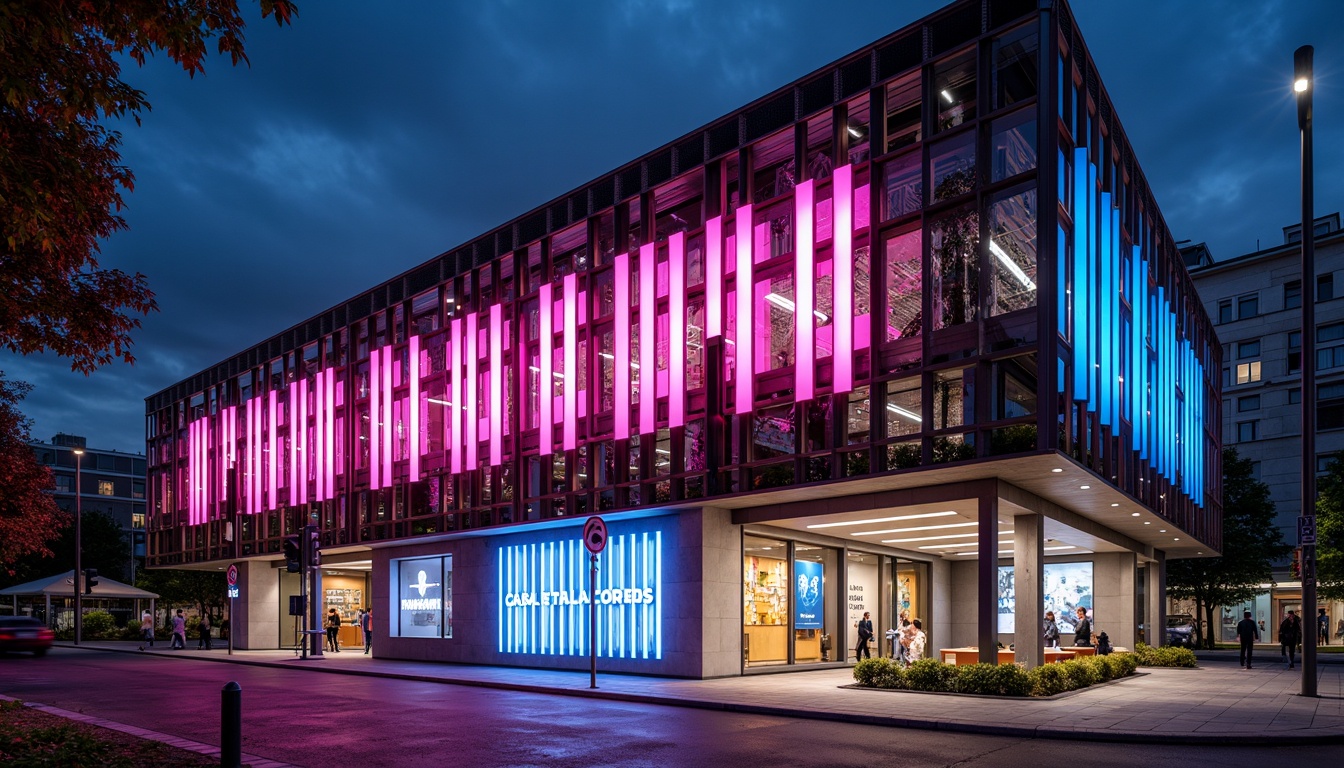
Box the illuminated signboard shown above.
[794,559,824,630]
[996,562,1093,634]
[393,555,452,639]
[498,530,662,660]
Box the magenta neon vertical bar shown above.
[370,347,381,490]
[298,379,307,504]
[705,216,723,338]
[410,334,422,479]
[313,377,323,502]
[324,369,335,498]
[614,253,630,441]
[449,322,463,473]
[563,274,578,450]
[639,242,655,435]
[245,399,253,514]
[288,381,298,501]
[268,389,278,511]
[539,283,554,455]
[795,180,815,402]
[382,344,393,487]
[253,396,262,514]
[489,305,503,466]
[735,204,754,415]
[188,420,196,525]
[833,164,854,395]
[669,231,686,428]
[465,314,478,470]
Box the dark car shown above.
[1166,614,1196,647]
[0,616,55,656]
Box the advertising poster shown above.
[794,559,824,630]
[996,562,1094,635]
[396,556,448,639]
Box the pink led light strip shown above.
[466,313,478,470]
[796,180,815,402]
[382,343,393,487]
[706,217,722,338]
[412,333,423,479]
[489,305,503,466]
[639,242,655,435]
[540,283,553,455]
[563,274,578,450]
[268,389,278,511]
[449,319,463,473]
[669,232,686,428]
[833,164,854,394]
[370,347,381,490]
[735,204,754,415]
[614,253,630,441]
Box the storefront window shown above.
[793,544,837,664]
[846,551,880,660]
[988,188,1038,316]
[392,555,452,639]
[743,535,789,666]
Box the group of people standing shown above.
[325,608,375,654]
[1042,606,1093,647]
[854,611,926,663]
[1236,609,1325,669]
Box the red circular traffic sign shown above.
[226,564,239,587]
[583,516,608,554]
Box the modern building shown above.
[1186,213,1344,644]
[31,433,148,582]
[146,0,1220,676]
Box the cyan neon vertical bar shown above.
[639,242,656,435]
[669,232,687,428]
[641,531,649,659]
[542,541,549,655]
[614,253,631,442]
[655,530,662,659]
[706,217,723,338]
[833,167,854,394]
[498,548,504,653]
[1058,225,1069,349]
[563,275,578,450]
[1099,191,1112,426]
[466,313,478,471]
[795,180,815,402]
[1088,158,1098,414]
[735,204,755,415]
[1072,148,1090,403]
[540,283,553,456]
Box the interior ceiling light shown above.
[1051,468,1063,473]
[1131,512,1141,517]
[1044,545,1076,551]
[1144,521,1152,525]
[1080,485,1091,490]
[765,292,829,322]
[989,239,1036,290]
[807,510,956,529]
[919,538,1012,550]
[1110,503,1120,507]
[882,529,1013,544]
[852,521,977,537]
[886,402,922,423]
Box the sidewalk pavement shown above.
[58,641,1344,745]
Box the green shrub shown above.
[1134,642,1197,668]
[853,657,890,687]
[955,663,1032,696]
[905,658,957,692]
[80,610,118,640]
[1080,655,1112,682]
[954,663,997,694]
[1101,653,1136,678]
[1062,658,1099,689]
[991,663,1033,696]
[874,662,908,690]
[1029,663,1071,696]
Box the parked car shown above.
[1166,614,1196,647]
[0,616,55,656]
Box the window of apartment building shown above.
[55,475,74,493]
[132,481,144,499]
[1237,395,1260,412]
[1236,340,1260,359]
[1236,420,1258,442]
[1289,331,1302,372]
[132,513,145,529]
[1318,322,1344,371]
[1318,453,1341,475]
[1319,274,1335,302]
[1285,280,1302,310]
[1237,293,1259,320]
[1319,383,1344,430]
[1218,299,1233,324]
[1289,388,1302,405]
[97,480,114,496]
[1235,361,1261,384]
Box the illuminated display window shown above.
[392,555,452,639]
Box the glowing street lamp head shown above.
[1295,44,1313,130]
[1294,78,1309,93]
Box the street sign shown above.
[583,516,608,554]
[226,564,239,587]
[1299,515,1317,546]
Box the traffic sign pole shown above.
[583,516,608,690]
[226,564,239,656]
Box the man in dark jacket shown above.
[1280,610,1303,669]
[1236,610,1259,669]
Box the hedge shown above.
[1134,642,1198,668]
[852,654,1139,697]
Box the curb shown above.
[55,644,1344,746]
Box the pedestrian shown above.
[326,609,342,652]
[1236,610,1259,669]
[1073,607,1092,647]
[197,613,212,650]
[907,619,926,662]
[1280,610,1302,669]
[361,608,373,655]
[1319,608,1330,646]
[170,609,187,650]
[897,619,915,664]
[1042,610,1061,648]
[138,611,154,650]
[855,611,873,660]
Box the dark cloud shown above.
[4,0,1341,453]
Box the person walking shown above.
[1073,607,1093,647]
[326,609,342,652]
[138,611,155,650]
[1280,610,1303,669]
[1236,610,1259,669]
[1042,610,1061,648]
[1319,608,1330,646]
[855,612,874,661]
[361,608,373,654]
[170,609,187,650]
[196,613,212,650]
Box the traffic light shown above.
[1291,548,1302,580]
[83,568,98,594]
[282,536,302,573]
[305,525,321,569]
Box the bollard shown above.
[221,681,241,768]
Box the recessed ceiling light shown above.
[1131,512,1141,517]
[1044,545,1076,551]
[1174,537,1180,541]
[1159,529,1167,533]
[1111,503,1120,507]
[1144,521,1151,525]
[807,510,957,529]
[1080,485,1091,490]
[851,522,977,537]
[1051,468,1063,473]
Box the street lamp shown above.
[72,448,84,645]
[1294,44,1317,699]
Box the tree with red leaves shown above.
[0,376,67,575]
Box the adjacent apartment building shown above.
[1187,213,1344,645]
[145,0,1220,676]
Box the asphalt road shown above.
[0,649,1332,767]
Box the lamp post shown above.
[1294,44,1317,699]
[72,448,84,645]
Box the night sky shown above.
[7,1,1343,454]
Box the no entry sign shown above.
[583,516,608,554]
